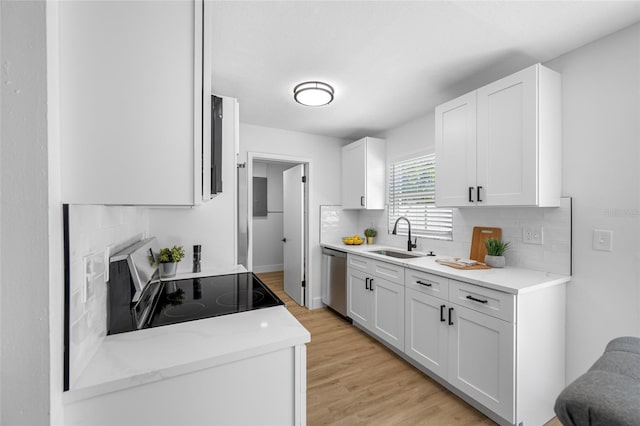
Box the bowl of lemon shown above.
[342,234,364,245]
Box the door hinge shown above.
[302,176,307,183]
[301,280,306,288]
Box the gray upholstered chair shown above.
[554,336,640,425]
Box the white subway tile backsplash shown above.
[320,205,360,244]
[68,205,149,389]
[322,198,572,276]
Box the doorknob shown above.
[281,238,287,243]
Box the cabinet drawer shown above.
[405,269,448,300]
[372,260,404,285]
[348,254,370,273]
[449,280,515,323]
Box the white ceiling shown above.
[212,1,640,141]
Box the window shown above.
[388,154,453,240]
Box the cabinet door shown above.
[341,140,367,209]
[435,91,477,207]
[371,277,404,351]
[476,64,537,206]
[58,0,207,205]
[347,269,371,327]
[448,304,515,423]
[405,288,448,377]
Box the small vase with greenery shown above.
[484,239,510,268]
[364,228,377,245]
[157,245,185,278]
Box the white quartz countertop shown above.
[322,242,571,295]
[65,268,310,403]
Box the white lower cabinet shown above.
[405,270,515,423]
[346,256,565,426]
[347,269,372,327]
[371,277,405,350]
[405,288,449,377]
[347,255,404,351]
[448,303,515,423]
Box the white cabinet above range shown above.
[56,0,212,206]
[341,137,386,210]
[435,63,561,208]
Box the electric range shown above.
[148,273,283,328]
[107,238,284,335]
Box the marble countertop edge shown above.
[321,242,571,295]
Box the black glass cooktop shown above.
[147,272,284,328]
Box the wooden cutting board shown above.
[436,259,491,270]
[469,226,502,262]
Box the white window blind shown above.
[388,154,453,240]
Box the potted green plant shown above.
[156,245,185,278]
[364,228,377,245]
[484,238,510,268]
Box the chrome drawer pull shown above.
[466,295,488,304]
[416,280,432,287]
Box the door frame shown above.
[246,152,312,308]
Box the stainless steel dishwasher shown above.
[321,247,347,317]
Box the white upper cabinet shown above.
[341,137,386,210]
[57,0,212,205]
[434,91,477,207]
[435,63,561,207]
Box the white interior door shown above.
[283,164,305,306]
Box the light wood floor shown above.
[258,271,561,426]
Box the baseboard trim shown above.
[253,264,284,273]
[310,296,325,310]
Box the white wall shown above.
[253,162,288,273]
[0,1,51,424]
[146,96,238,274]
[240,123,346,308]
[545,23,640,381]
[384,114,434,163]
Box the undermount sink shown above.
[368,249,424,259]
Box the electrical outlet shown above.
[522,226,544,245]
[593,229,613,251]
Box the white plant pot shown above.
[159,262,178,278]
[484,255,506,268]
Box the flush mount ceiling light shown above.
[293,81,334,107]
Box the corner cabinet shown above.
[435,63,561,207]
[56,0,213,205]
[341,137,386,210]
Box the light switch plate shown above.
[593,229,613,251]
